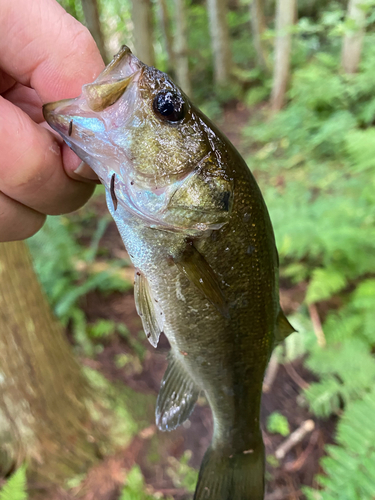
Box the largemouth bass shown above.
[43,46,294,500]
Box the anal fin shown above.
[275,308,296,343]
[134,271,164,348]
[173,242,228,318]
[156,352,200,431]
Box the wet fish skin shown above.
[43,46,294,500]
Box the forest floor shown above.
[41,104,336,500]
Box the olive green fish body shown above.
[107,128,277,499]
[43,46,294,500]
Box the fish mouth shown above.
[42,45,143,141]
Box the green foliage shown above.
[304,389,375,500]
[57,0,84,23]
[266,454,280,469]
[245,40,375,294]
[0,465,27,500]
[167,450,198,494]
[305,268,347,305]
[28,214,132,355]
[119,466,166,500]
[245,86,270,107]
[114,353,143,375]
[83,367,154,449]
[87,319,116,338]
[266,412,290,437]
[244,29,375,496]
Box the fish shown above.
[43,46,295,500]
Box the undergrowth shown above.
[0,465,27,500]
[245,33,375,498]
[27,202,133,355]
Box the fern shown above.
[346,128,375,172]
[243,32,375,497]
[304,389,375,500]
[266,412,290,436]
[304,378,342,418]
[27,214,132,354]
[0,465,27,500]
[305,268,347,304]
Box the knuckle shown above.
[0,192,46,242]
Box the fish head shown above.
[43,46,233,232]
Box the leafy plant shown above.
[119,466,166,500]
[304,389,375,500]
[244,33,375,497]
[266,412,290,437]
[0,464,27,500]
[167,450,198,494]
[28,214,133,355]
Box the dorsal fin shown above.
[275,309,296,343]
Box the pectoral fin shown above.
[275,309,296,343]
[156,352,200,431]
[174,243,228,318]
[134,271,164,347]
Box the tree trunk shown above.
[341,0,367,74]
[0,241,105,483]
[207,0,232,85]
[81,0,108,63]
[157,0,176,77]
[174,0,192,96]
[270,0,296,112]
[131,0,155,67]
[250,0,270,71]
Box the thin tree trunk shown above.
[207,0,232,85]
[81,0,108,63]
[0,241,105,482]
[270,0,296,112]
[341,0,367,74]
[250,0,270,71]
[157,0,176,77]
[174,0,192,95]
[131,0,155,67]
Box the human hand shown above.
[0,0,105,242]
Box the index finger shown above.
[0,0,105,102]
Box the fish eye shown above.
[153,90,186,122]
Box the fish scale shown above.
[43,45,295,500]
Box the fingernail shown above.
[73,161,100,183]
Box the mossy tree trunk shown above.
[341,0,367,74]
[81,0,108,63]
[174,0,192,96]
[207,0,232,86]
[270,0,296,111]
[0,241,105,484]
[131,0,155,67]
[157,0,176,77]
[250,0,270,72]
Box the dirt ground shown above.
[41,104,335,500]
